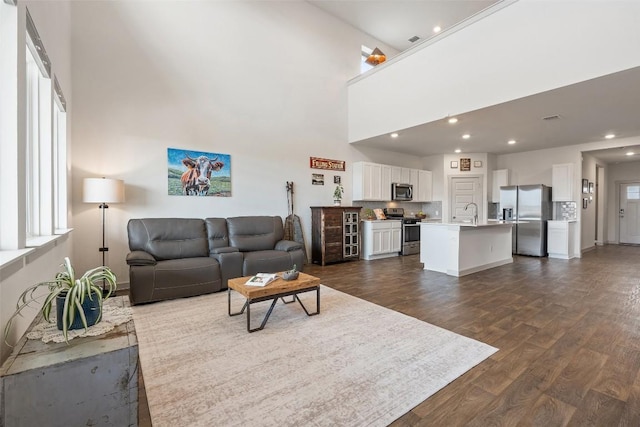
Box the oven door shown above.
[403,223,420,243]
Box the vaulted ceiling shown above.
[309,0,640,164]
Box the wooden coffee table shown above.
[227,272,321,332]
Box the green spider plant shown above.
[4,257,117,343]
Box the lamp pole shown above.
[99,202,109,277]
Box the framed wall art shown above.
[582,179,589,194]
[167,148,231,197]
[474,160,483,168]
[450,161,458,168]
[312,174,324,185]
[589,182,594,194]
[460,158,471,171]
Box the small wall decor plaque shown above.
[310,157,345,171]
[460,158,471,171]
[334,175,341,184]
[474,160,482,168]
[450,161,458,168]
[589,182,594,194]
[312,173,324,185]
[582,179,589,194]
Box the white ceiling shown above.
[309,0,640,164]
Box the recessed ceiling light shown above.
[627,151,635,156]
[433,26,441,33]
[462,134,470,139]
[508,140,517,145]
[448,117,458,124]
[454,149,461,153]
[605,134,615,139]
[390,133,399,138]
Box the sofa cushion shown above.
[128,218,209,260]
[227,216,284,251]
[242,250,293,276]
[129,257,221,305]
[205,218,230,252]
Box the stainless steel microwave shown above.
[391,183,413,201]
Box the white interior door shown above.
[449,176,482,223]
[620,182,640,244]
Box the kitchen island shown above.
[420,221,513,277]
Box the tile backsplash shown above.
[356,200,442,219]
[555,201,577,220]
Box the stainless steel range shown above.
[384,207,420,256]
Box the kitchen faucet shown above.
[464,202,478,225]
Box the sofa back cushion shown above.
[205,218,230,252]
[128,218,209,260]
[226,216,284,251]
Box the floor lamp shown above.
[83,177,125,295]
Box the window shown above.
[53,79,67,231]
[360,45,374,74]
[627,185,640,200]
[0,6,68,255]
[25,37,52,238]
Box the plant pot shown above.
[334,200,341,206]
[56,291,102,331]
[283,271,299,281]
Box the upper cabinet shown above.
[491,169,510,203]
[353,161,432,202]
[552,163,574,201]
[416,170,432,202]
[353,162,383,201]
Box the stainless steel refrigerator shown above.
[499,185,552,256]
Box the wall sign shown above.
[310,157,345,171]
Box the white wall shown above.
[606,161,640,243]
[348,0,640,142]
[0,0,72,365]
[69,1,399,283]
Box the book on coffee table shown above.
[245,273,278,287]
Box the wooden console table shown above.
[0,296,138,427]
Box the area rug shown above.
[133,285,497,427]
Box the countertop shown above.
[421,220,517,228]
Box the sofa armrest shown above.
[126,251,157,266]
[211,246,239,254]
[275,240,303,252]
[211,251,244,289]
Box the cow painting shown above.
[180,155,224,196]
[168,149,231,197]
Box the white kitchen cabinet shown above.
[381,164,392,201]
[391,166,402,183]
[552,163,574,201]
[362,220,402,260]
[491,169,510,203]
[400,168,411,184]
[416,170,433,202]
[353,162,383,201]
[547,220,576,259]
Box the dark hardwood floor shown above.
[136,244,640,426]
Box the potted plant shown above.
[4,257,117,343]
[333,184,344,206]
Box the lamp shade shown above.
[83,178,125,203]
[365,47,386,66]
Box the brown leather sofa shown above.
[126,216,305,305]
